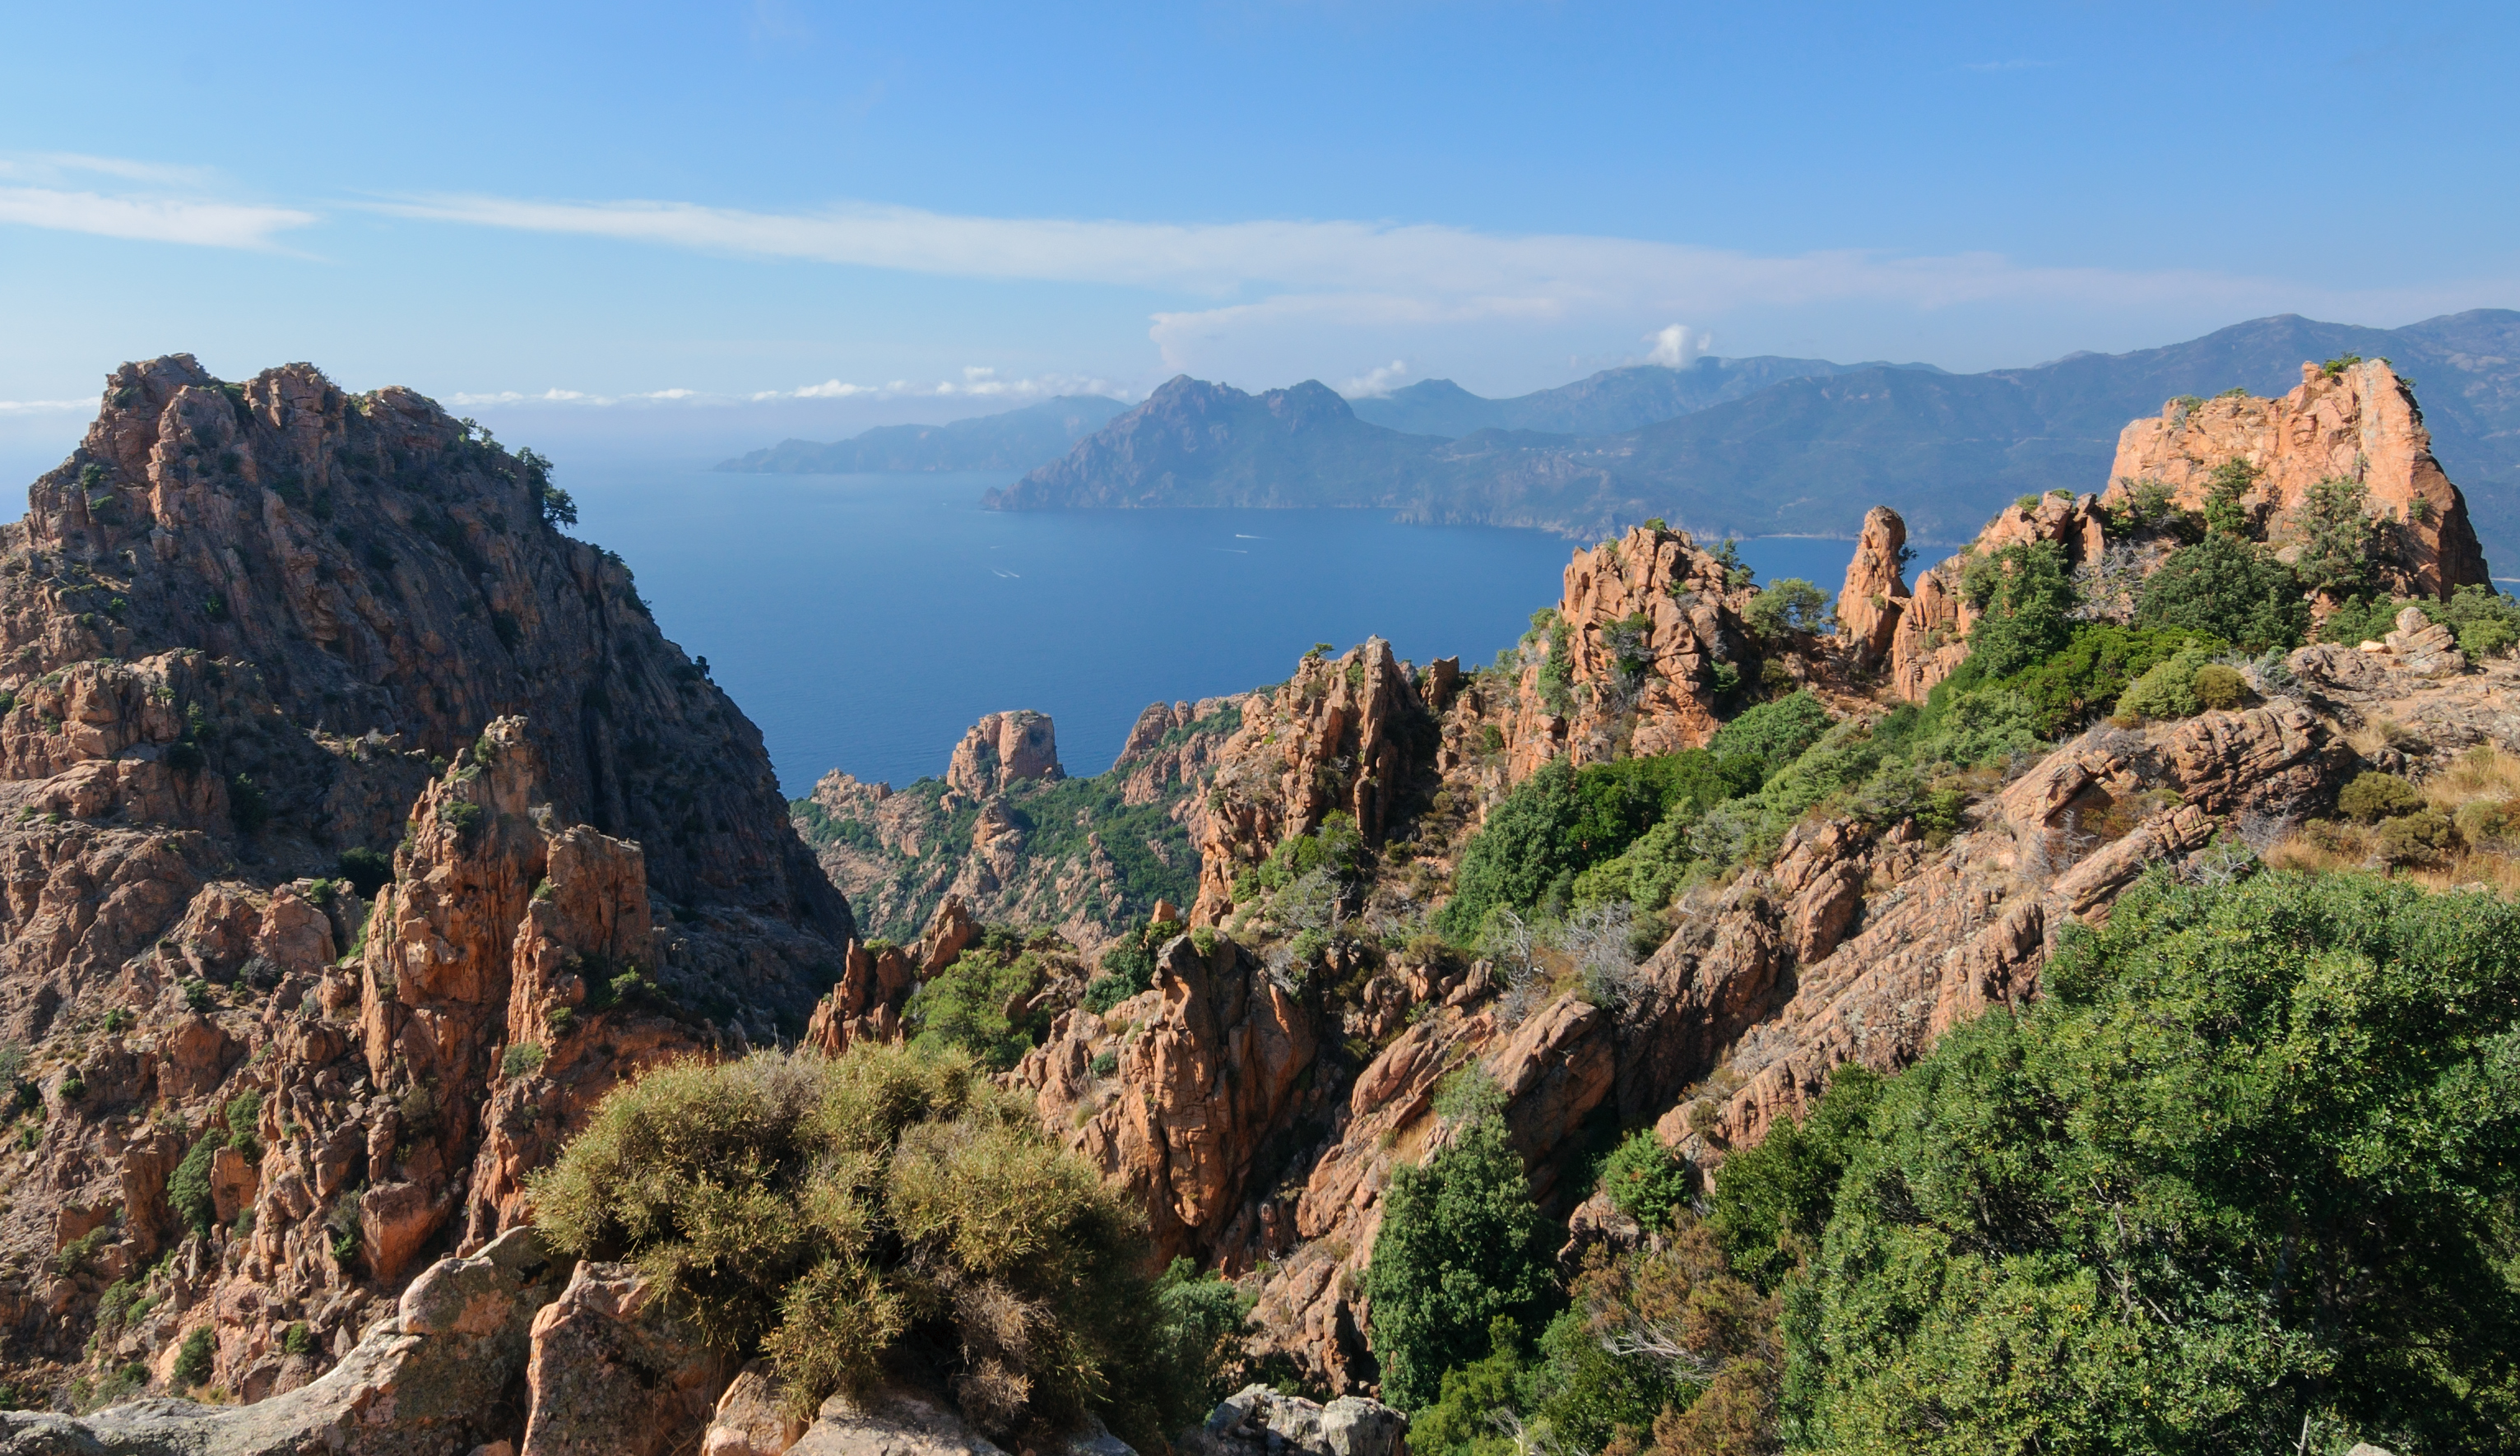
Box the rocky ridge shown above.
[3,349,2508,1448]
[0,358,849,1412]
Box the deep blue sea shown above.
[566,461,1859,795]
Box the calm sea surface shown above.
[566,461,1859,795]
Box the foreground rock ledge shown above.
[0,1226,559,1456]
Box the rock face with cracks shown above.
[2104,358,2488,597]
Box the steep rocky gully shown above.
[0,353,2500,1453]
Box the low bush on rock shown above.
[531,1044,1228,1449]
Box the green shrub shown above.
[2100,478,2193,538]
[1706,1063,1882,1293]
[1744,578,1831,638]
[904,944,1053,1072]
[1363,1104,1552,1410]
[1409,1319,1529,1456]
[1706,691,1832,772]
[439,800,485,844]
[2113,646,2221,721]
[1441,738,1778,934]
[501,1042,546,1079]
[2433,582,2520,659]
[1783,871,2520,1453]
[1084,921,1158,1013]
[533,1045,1214,1445]
[1534,610,1576,716]
[1596,1129,1692,1231]
[169,1134,220,1233]
[2135,533,2309,652]
[1961,541,2075,679]
[1149,1258,1249,1417]
[1979,624,2225,738]
[173,1325,213,1389]
[2453,797,2519,846]
[281,1321,316,1356]
[2320,594,2405,647]
[336,846,393,897]
[2190,663,2247,711]
[2338,771,2424,823]
[228,773,268,835]
[2372,808,2455,865]
[2291,475,2394,600]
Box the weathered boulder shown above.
[1184,1384,1406,1456]
[787,1382,1006,1456]
[2382,605,2466,676]
[519,1260,736,1456]
[702,1360,808,1456]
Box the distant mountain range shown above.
[716,394,1127,473]
[1348,355,1938,437]
[983,312,2520,568]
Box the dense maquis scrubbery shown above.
[2322,582,2520,656]
[1760,870,2520,1453]
[1375,869,2520,1456]
[530,1045,1237,1449]
[1438,695,1826,936]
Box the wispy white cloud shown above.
[443,387,703,407]
[1339,360,1410,397]
[751,369,1130,403]
[0,153,313,251]
[374,191,2378,324]
[447,371,1128,409]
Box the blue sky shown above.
[3,1,2515,467]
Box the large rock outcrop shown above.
[1500,526,1765,778]
[0,358,842,1407]
[2104,359,2488,596]
[39,355,849,949]
[520,1261,735,1456]
[944,712,1063,801]
[1192,639,1435,925]
[1835,507,1908,670]
[1883,492,2112,702]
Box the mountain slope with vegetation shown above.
[1348,355,1923,438]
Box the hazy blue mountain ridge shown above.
[988,311,2520,566]
[717,394,1128,473]
[1349,354,1935,437]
